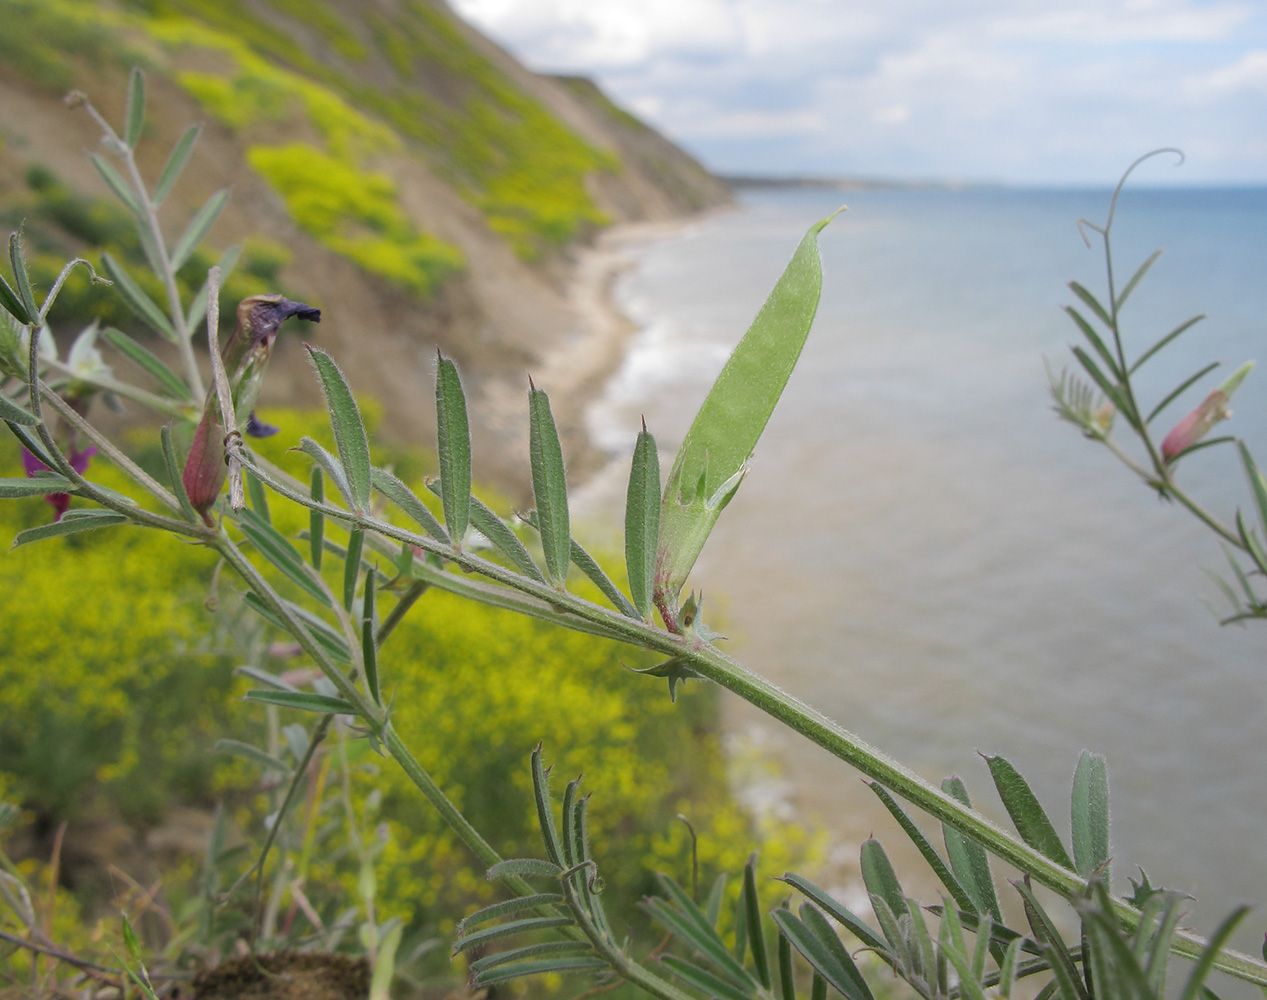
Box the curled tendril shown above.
[1077,147,1185,246]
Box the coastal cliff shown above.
[0,0,730,492]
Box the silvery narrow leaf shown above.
[306,346,371,513]
[435,353,471,544]
[527,381,569,587]
[656,211,839,618]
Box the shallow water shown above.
[577,185,1267,970]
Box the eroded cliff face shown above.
[0,0,729,495]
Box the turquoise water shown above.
[581,185,1267,968]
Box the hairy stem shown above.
[228,451,1267,988]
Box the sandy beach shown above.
[474,213,724,500]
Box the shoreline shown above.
[550,205,936,913]
[528,211,727,489]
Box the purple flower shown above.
[245,411,279,438]
[182,295,320,525]
[21,443,95,521]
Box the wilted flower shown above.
[182,295,320,525]
[21,442,95,520]
[1161,361,1254,464]
[1092,402,1115,436]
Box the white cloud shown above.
[1185,49,1267,95]
[871,104,912,125]
[675,108,830,138]
[991,1,1252,43]
[448,0,1267,183]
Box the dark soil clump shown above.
[191,953,369,1000]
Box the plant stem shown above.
[74,96,204,399]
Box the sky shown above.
[448,0,1267,186]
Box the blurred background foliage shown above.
[0,0,617,297]
[0,163,289,337]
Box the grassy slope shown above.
[0,0,729,492]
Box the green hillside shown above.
[0,0,729,480]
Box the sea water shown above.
[578,184,1267,965]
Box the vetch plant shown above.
[1049,148,1267,623]
[2,75,1265,998]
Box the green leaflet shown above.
[859,838,906,919]
[214,738,289,774]
[124,67,146,149]
[1116,248,1164,311]
[740,854,771,989]
[472,957,607,985]
[101,252,175,340]
[776,873,889,956]
[527,381,570,587]
[237,509,330,606]
[643,890,752,990]
[984,754,1075,871]
[368,922,401,1000]
[306,347,371,513]
[242,592,351,664]
[941,776,1001,921]
[154,125,200,206]
[460,895,567,932]
[776,903,796,1000]
[1015,877,1089,1000]
[343,526,364,610]
[866,782,978,916]
[170,189,229,272]
[102,327,192,401]
[0,261,32,326]
[0,392,35,424]
[0,475,75,497]
[468,941,589,973]
[452,916,574,952]
[1071,751,1110,882]
[297,437,352,509]
[12,510,128,546]
[8,232,40,327]
[486,857,562,882]
[161,424,200,524]
[530,743,564,868]
[310,468,325,570]
[771,905,875,1000]
[625,424,660,620]
[245,469,270,524]
[656,210,840,611]
[435,354,471,545]
[244,690,355,715]
[379,468,449,543]
[658,956,753,1000]
[89,155,141,217]
[522,510,636,616]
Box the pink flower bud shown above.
[181,295,320,525]
[1161,389,1229,463]
[1160,361,1254,464]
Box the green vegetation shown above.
[365,0,617,259]
[247,145,463,297]
[149,17,398,159]
[0,407,811,951]
[242,411,814,932]
[0,0,126,92]
[1,164,287,335]
[0,433,233,824]
[2,0,623,275]
[146,13,468,293]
